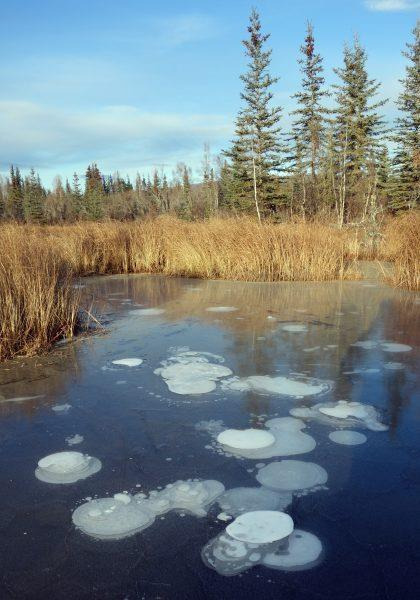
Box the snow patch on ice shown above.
[155,348,232,395]
[112,358,143,367]
[66,434,84,446]
[36,451,101,484]
[262,529,322,571]
[222,375,331,398]
[52,403,71,413]
[217,429,275,451]
[290,400,388,432]
[226,511,294,544]
[381,342,412,353]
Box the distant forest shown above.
[0,10,418,226]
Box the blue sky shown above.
[0,0,418,187]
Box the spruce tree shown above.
[391,21,419,211]
[225,8,282,219]
[84,163,104,220]
[8,165,24,221]
[23,168,45,223]
[72,172,85,219]
[332,37,387,224]
[177,165,193,220]
[290,23,329,216]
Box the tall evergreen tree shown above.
[289,23,329,216]
[391,21,420,211]
[84,163,104,220]
[23,168,45,223]
[177,165,193,220]
[8,165,24,221]
[72,172,85,219]
[224,8,282,219]
[332,37,387,225]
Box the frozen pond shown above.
[0,274,418,599]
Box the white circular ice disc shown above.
[226,510,294,544]
[38,451,88,473]
[217,428,275,450]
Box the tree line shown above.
[0,10,418,226]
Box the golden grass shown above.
[44,217,352,281]
[0,214,416,361]
[0,225,80,361]
[381,211,420,291]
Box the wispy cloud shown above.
[365,0,420,11]
[151,14,217,47]
[0,101,231,174]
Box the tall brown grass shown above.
[0,225,80,361]
[381,211,420,291]
[0,215,416,361]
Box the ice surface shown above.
[256,460,328,492]
[72,495,155,540]
[352,340,378,349]
[202,526,322,576]
[35,451,101,484]
[380,342,412,352]
[73,478,224,540]
[282,323,308,333]
[217,487,292,517]
[217,429,275,451]
[290,400,388,432]
[65,434,84,446]
[130,308,165,316]
[52,403,71,413]
[155,349,232,395]
[112,358,143,367]
[262,529,322,570]
[138,479,225,517]
[384,362,404,370]
[206,306,238,312]
[226,511,294,544]
[222,375,330,398]
[0,394,45,404]
[215,417,316,459]
[329,430,367,445]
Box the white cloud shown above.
[0,101,231,177]
[365,0,420,11]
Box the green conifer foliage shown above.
[23,168,45,223]
[333,37,387,224]
[391,21,420,211]
[8,165,24,221]
[225,9,282,218]
[290,23,329,216]
[84,163,104,220]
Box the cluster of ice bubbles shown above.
[198,416,317,459]
[202,511,322,576]
[290,400,388,433]
[72,479,224,540]
[35,452,101,484]
[154,348,233,395]
[37,343,391,579]
[352,340,412,352]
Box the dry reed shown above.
[0,215,416,361]
[381,211,420,291]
